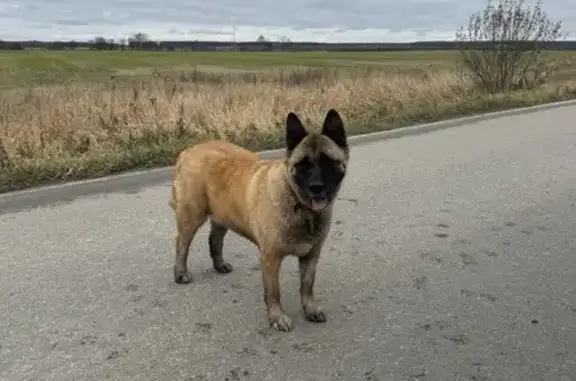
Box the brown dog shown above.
[169,109,349,332]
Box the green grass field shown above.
[3,49,575,69]
[2,49,575,87]
[0,50,454,89]
[0,49,465,87]
[0,49,459,70]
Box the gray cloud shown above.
[0,0,573,41]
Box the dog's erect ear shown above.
[321,109,347,148]
[286,112,308,152]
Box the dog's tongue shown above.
[311,199,328,212]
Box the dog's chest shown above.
[280,210,329,257]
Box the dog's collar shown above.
[293,201,323,236]
[293,201,316,214]
[289,186,321,216]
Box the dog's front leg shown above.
[260,249,292,332]
[299,246,327,323]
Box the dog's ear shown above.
[321,109,347,148]
[286,112,308,153]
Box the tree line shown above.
[2,37,576,52]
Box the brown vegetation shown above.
[1,62,576,193]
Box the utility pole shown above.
[232,24,237,51]
[230,16,237,52]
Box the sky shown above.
[0,0,574,43]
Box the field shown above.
[1,49,576,192]
[0,50,461,88]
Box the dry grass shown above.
[1,54,576,193]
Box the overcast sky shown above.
[0,0,573,42]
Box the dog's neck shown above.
[288,186,325,236]
[293,201,323,236]
[292,201,320,215]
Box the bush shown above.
[456,0,567,93]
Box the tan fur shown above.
[169,110,349,332]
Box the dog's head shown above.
[285,109,349,213]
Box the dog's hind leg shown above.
[173,202,208,284]
[208,219,233,274]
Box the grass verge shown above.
[1,55,576,193]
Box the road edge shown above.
[2,98,576,212]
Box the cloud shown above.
[1,0,573,42]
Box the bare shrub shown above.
[456,0,567,93]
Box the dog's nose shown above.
[308,184,325,197]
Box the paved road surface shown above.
[1,105,576,381]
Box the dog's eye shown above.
[295,157,311,169]
[318,153,339,167]
[318,153,346,173]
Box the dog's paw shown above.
[304,306,327,323]
[269,313,293,332]
[213,262,233,274]
[174,267,193,284]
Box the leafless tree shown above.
[456,0,567,93]
[128,32,150,50]
[132,32,149,42]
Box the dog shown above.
[169,109,349,332]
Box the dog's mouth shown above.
[309,198,329,212]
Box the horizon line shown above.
[4,38,576,44]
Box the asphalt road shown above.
[1,105,576,381]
